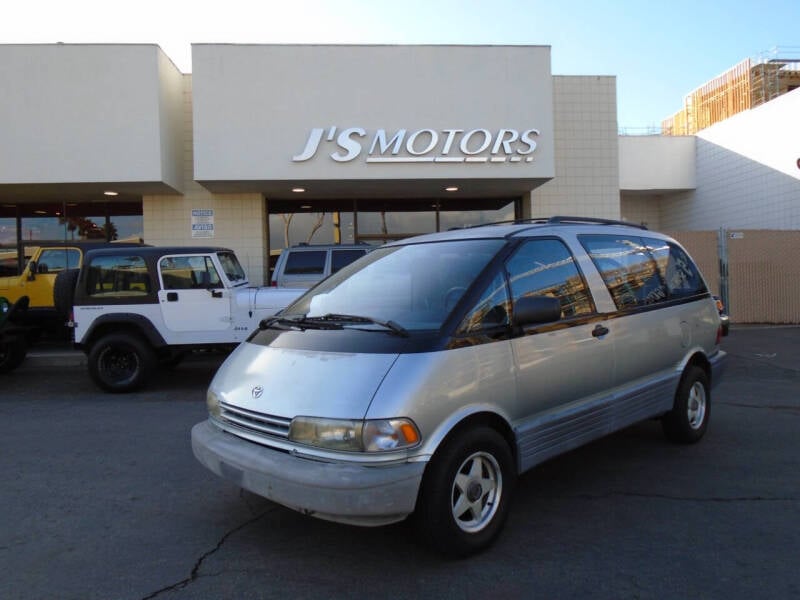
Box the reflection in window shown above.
[505,239,593,318]
[87,255,150,297]
[457,273,511,335]
[580,235,669,309]
[283,240,505,331]
[644,238,706,298]
[160,256,222,290]
[37,248,80,273]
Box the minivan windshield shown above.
[281,239,504,331]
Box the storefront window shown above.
[269,212,338,249]
[0,201,143,275]
[439,200,516,230]
[266,197,520,273]
[0,217,17,276]
[357,210,436,243]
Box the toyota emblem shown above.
[251,385,264,399]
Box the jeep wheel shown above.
[88,333,156,393]
[662,365,710,443]
[0,336,28,374]
[415,426,516,557]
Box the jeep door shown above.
[158,254,231,332]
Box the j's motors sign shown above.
[292,127,541,164]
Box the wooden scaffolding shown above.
[662,51,800,135]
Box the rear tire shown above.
[662,365,710,443]
[87,333,156,393]
[415,426,515,557]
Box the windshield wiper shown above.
[259,316,343,331]
[309,313,409,337]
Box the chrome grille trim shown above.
[219,401,291,439]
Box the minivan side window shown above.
[285,251,326,275]
[643,238,707,298]
[580,235,668,309]
[505,239,594,319]
[86,255,150,297]
[457,272,511,335]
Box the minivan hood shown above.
[210,341,400,419]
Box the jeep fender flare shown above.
[81,313,167,350]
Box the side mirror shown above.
[513,296,562,327]
[26,261,37,281]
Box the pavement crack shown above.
[140,507,276,600]
[549,491,797,503]
[718,401,800,413]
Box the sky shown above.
[2,0,798,131]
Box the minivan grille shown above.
[219,401,291,439]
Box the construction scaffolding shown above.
[662,48,800,135]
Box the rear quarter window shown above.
[86,255,151,297]
[331,249,368,273]
[643,238,707,298]
[284,251,326,275]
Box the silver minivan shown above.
[192,218,727,556]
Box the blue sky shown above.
[3,0,798,130]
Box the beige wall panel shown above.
[726,230,800,323]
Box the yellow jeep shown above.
[0,242,142,329]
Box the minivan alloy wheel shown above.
[415,425,515,557]
[662,365,710,443]
[451,451,502,533]
[686,381,707,430]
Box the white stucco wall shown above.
[619,135,695,191]
[192,44,555,188]
[660,87,800,230]
[0,44,183,191]
[532,76,620,218]
[144,76,267,284]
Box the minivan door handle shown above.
[592,324,609,338]
[167,292,179,302]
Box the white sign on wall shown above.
[292,127,541,164]
[191,209,215,238]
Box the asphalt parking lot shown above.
[1,327,798,600]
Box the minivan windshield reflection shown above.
[283,239,505,331]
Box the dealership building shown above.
[1,44,798,320]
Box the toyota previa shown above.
[192,217,727,556]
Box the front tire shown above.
[0,336,28,373]
[415,426,515,557]
[662,365,710,443]
[87,333,156,393]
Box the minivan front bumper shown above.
[191,420,426,527]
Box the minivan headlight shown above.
[289,417,420,452]
[206,389,221,418]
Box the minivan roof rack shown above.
[451,216,648,231]
[545,216,648,229]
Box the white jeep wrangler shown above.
[60,246,304,392]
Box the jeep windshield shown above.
[217,251,247,284]
[280,239,504,332]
